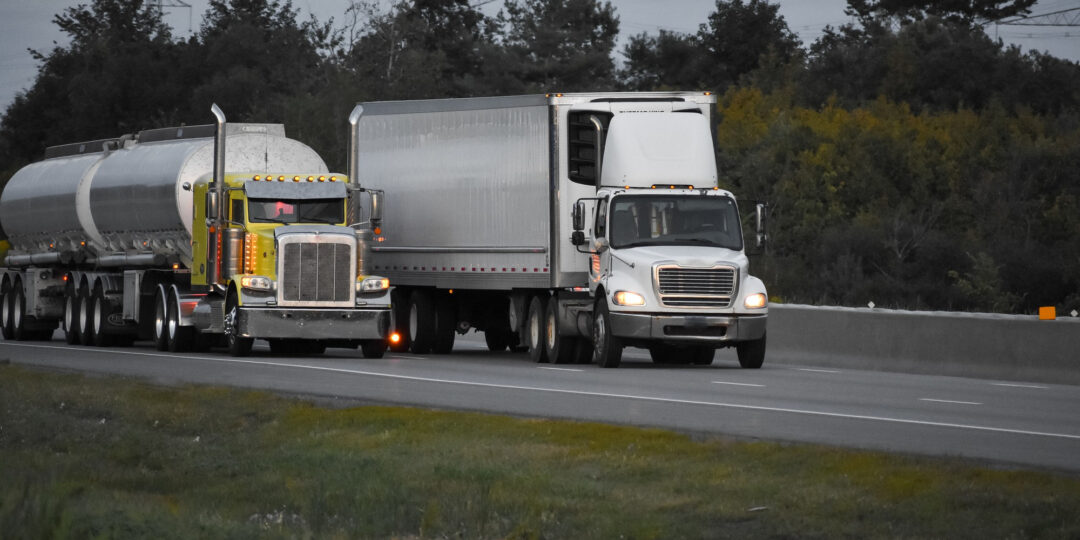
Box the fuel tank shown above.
[0,123,327,267]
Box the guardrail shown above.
[768,304,1080,385]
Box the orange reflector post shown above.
[1039,306,1056,320]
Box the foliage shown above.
[845,0,1037,25]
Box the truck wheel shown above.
[545,299,577,364]
[166,292,193,352]
[407,290,436,354]
[361,339,387,359]
[152,286,169,351]
[90,289,115,347]
[736,332,766,369]
[433,295,456,354]
[592,297,622,368]
[77,287,94,346]
[63,288,81,344]
[484,329,509,352]
[10,287,28,341]
[527,295,549,363]
[224,294,253,357]
[691,346,715,366]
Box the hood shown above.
[612,244,747,269]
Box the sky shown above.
[0,0,1077,112]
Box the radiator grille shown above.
[280,241,353,304]
[656,267,736,308]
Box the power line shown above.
[995,7,1080,27]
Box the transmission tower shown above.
[994,7,1080,27]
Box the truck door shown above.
[589,197,609,295]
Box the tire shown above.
[691,346,715,366]
[526,295,549,363]
[152,286,169,351]
[433,295,456,354]
[736,333,766,369]
[407,290,436,354]
[545,299,578,364]
[90,289,115,347]
[63,288,80,345]
[592,296,623,368]
[77,287,94,346]
[0,284,12,340]
[224,292,253,357]
[166,291,193,353]
[10,287,28,341]
[361,339,387,359]
[389,288,411,352]
[484,329,509,352]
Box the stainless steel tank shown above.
[0,123,328,267]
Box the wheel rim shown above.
[545,310,556,350]
[529,309,541,349]
[154,294,166,342]
[79,293,91,334]
[408,303,418,343]
[64,295,75,331]
[593,311,605,358]
[13,291,23,329]
[94,296,104,335]
[168,299,179,340]
[1,292,9,328]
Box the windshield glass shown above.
[609,195,743,250]
[248,198,344,224]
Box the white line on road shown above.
[538,367,584,372]
[991,383,1049,390]
[793,368,840,374]
[6,342,1080,441]
[712,381,765,387]
[920,398,983,406]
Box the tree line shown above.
[1,0,1077,314]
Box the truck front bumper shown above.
[608,312,766,344]
[238,307,391,340]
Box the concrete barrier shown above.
[767,304,1080,385]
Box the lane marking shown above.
[920,398,982,406]
[388,355,428,360]
[538,367,584,372]
[991,383,1049,390]
[712,381,765,387]
[6,342,1080,441]
[794,368,840,374]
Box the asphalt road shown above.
[3,332,1079,472]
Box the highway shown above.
[3,332,1079,472]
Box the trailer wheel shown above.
[10,286,28,341]
[63,287,81,344]
[407,290,436,354]
[545,299,577,364]
[77,287,94,346]
[433,294,456,354]
[361,339,387,359]
[1,282,14,340]
[736,333,766,369]
[166,292,193,352]
[90,289,115,347]
[152,286,169,351]
[526,295,549,363]
[592,297,622,368]
[224,292,252,357]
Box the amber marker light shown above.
[373,227,382,235]
[253,175,261,181]
[389,333,402,345]
[278,176,285,182]
[307,176,314,182]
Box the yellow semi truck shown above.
[0,105,391,357]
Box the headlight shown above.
[744,293,767,309]
[357,276,390,293]
[240,275,274,291]
[613,290,646,306]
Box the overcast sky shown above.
[1,0,1077,112]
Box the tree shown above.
[845,0,1037,25]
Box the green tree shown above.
[845,0,1037,24]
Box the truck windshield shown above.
[248,198,344,225]
[609,195,743,250]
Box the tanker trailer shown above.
[0,105,392,357]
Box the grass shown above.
[1,363,1079,539]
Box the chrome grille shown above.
[656,266,736,308]
[279,239,354,306]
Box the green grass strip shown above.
[1,364,1079,539]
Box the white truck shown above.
[350,92,768,367]
[0,106,392,357]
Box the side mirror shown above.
[755,203,769,248]
[370,191,383,226]
[571,231,586,246]
[572,200,586,231]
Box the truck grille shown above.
[279,240,354,305]
[656,266,736,308]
